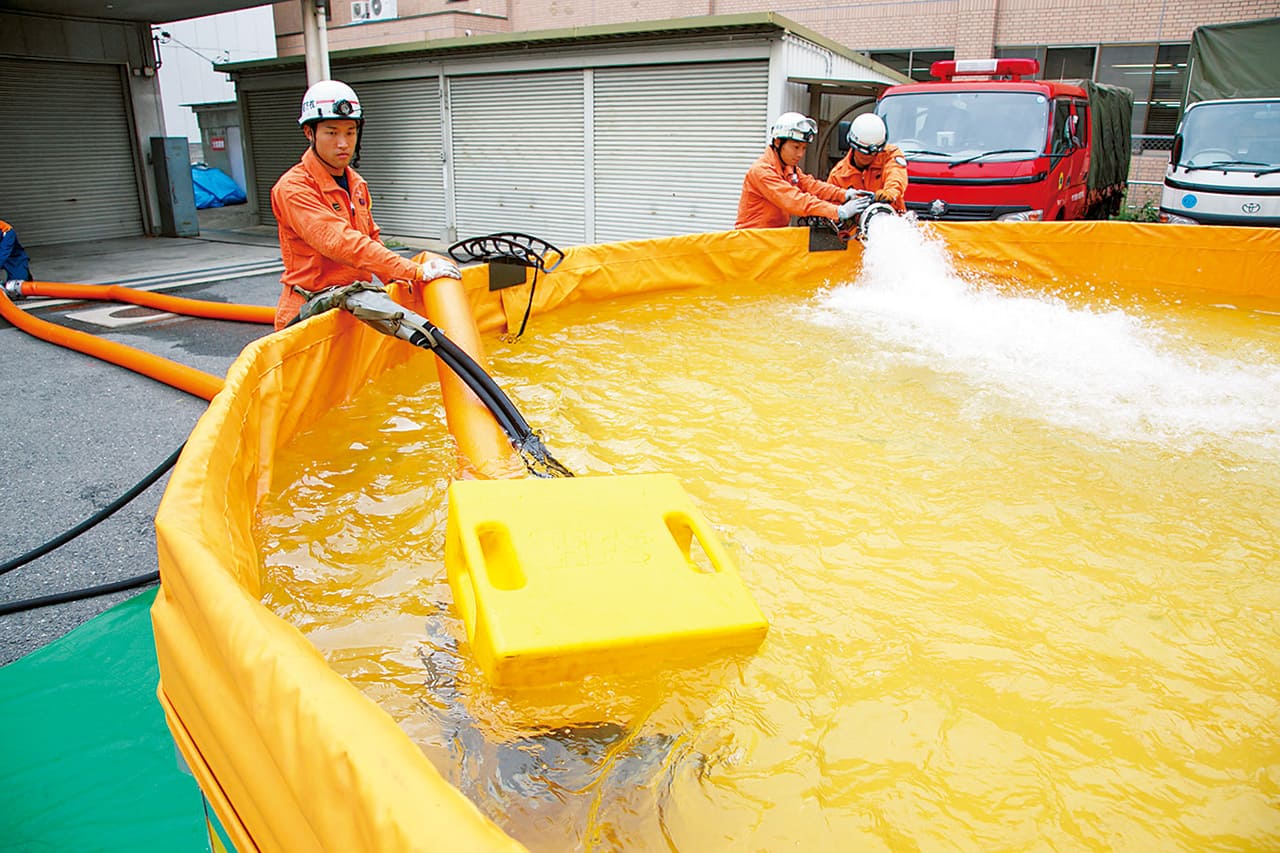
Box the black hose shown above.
[408,330,519,436]
[0,571,159,617]
[0,445,181,615]
[511,265,539,339]
[435,335,533,436]
[407,327,533,441]
[0,444,183,577]
[405,323,571,478]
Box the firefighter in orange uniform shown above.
[827,113,909,213]
[736,112,872,229]
[270,79,461,330]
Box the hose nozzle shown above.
[856,202,897,242]
[3,280,27,300]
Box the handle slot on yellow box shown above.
[664,512,719,575]
[477,523,526,591]
[444,473,768,688]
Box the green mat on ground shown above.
[0,589,207,850]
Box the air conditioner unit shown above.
[353,0,396,21]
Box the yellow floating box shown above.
[444,473,768,688]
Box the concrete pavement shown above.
[0,212,445,664]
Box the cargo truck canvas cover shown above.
[1063,79,1133,200]
[1186,17,1280,103]
[1160,17,1280,227]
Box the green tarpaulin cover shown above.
[0,590,206,850]
[1187,17,1280,104]
[1063,79,1134,193]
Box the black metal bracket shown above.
[448,232,566,292]
[799,217,851,252]
[448,232,564,272]
[485,259,529,291]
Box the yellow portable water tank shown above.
[444,473,769,688]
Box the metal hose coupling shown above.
[856,202,897,242]
[3,279,27,300]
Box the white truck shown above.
[1159,17,1280,227]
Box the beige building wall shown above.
[273,1,513,54]
[271,0,1279,58]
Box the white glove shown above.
[844,188,873,202]
[418,257,462,282]
[837,195,871,220]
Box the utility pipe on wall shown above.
[300,0,331,84]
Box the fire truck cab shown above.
[872,58,1130,221]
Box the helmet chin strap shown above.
[306,122,363,173]
[311,141,345,174]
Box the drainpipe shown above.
[301,0,331,84]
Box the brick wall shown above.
[271,0,1278,61]
[954,0,999,59]
[509,0,709,28]
[994,0,1277,45]
[273,0,512,53]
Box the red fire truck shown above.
[871,58,1133,222]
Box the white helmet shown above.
[298,80,362,126]
[848,113,888,155]
[770,112,818,144]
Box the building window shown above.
[1096,43,1158,131]
[997,45,1044,75]
[1004,41,1189,146]
[868,49,955,82]
[1043,47,1096,79]
[1146,43,1189,135]
[996,46,1095,80]
[1096,42,1188,145]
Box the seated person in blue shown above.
[1,219,33,282]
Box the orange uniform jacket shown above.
[270,147,421,329]
[827,145,910,212]
[735,147,847,229]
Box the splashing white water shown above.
[809,215,1280,449]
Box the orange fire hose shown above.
[18,280,276,324]
[418,275,523,478]
[3,276,518,474]
[0,288,224,401]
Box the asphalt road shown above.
[0,274,281,665]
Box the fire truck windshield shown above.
[879,91,1050,160]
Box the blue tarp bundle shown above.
[191,165,247,209]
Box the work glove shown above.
[874,189,897,204]
[418,256,462,282]
[837,195,871,221]
[845,188,872,202]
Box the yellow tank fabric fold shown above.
[153,294,523,852]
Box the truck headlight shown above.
[1159,212,1199,225]
[997,210,1044,222]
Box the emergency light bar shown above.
[929,58,1040,81]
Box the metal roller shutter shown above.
[0,58,143,246]
[450,71,586,247]
[593,61,768,242]
[355,77,446,240]
[244,88,307,227]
